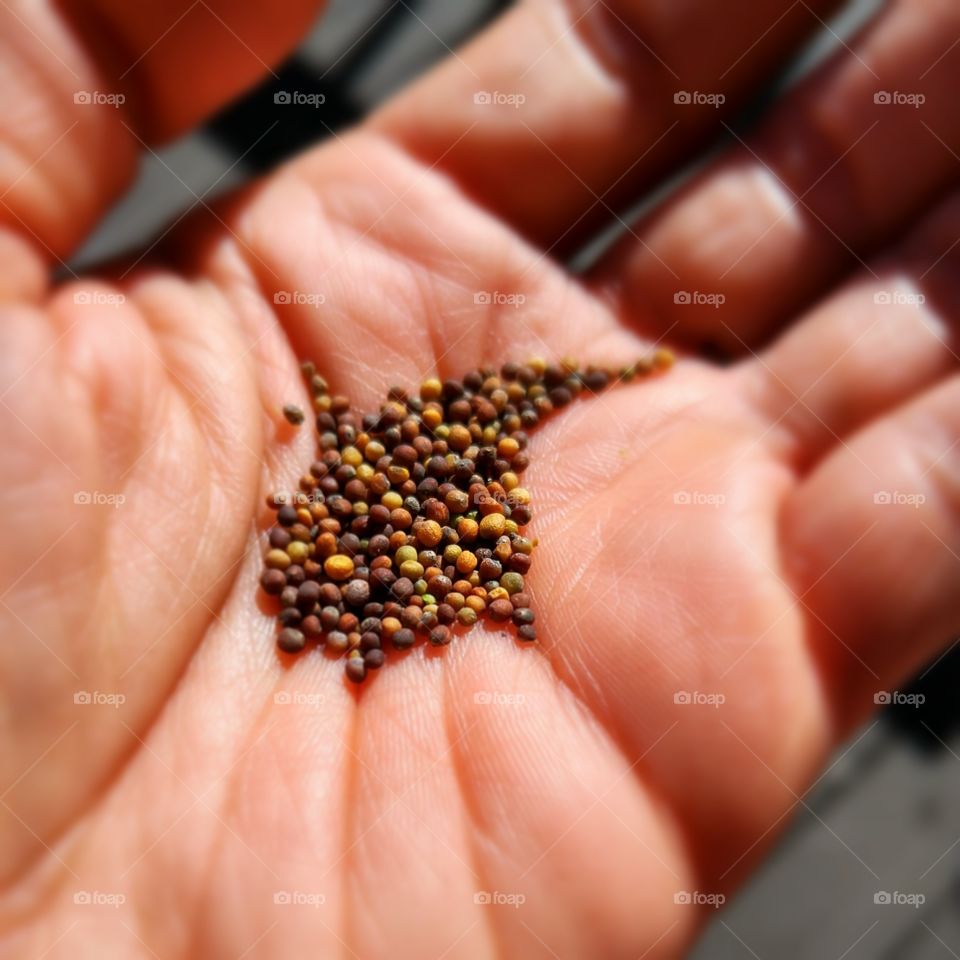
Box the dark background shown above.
[75,2,960,956]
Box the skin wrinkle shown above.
[441,670,505,960]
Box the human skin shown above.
[1,0,960,956]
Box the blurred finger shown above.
[371,0,839,253]
[591,0,960,351]
[0,0,321,271]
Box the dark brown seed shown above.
[517,624,537,642]
[318,582,341,606]
[429,625,451,646]
[302,615,322,637]
[512,607,535,626]
[320,605,341,631]
[364,648,385,669]
[277,628,306,653]
[360,632,381,652]
[277,504,298,527]
[392,628,416,649]
[436,603,456,624]
[283,404,305,425]
[345,656,366,683]
[278,607,302,627]
[260,569,286,595]
[269,527,292,549]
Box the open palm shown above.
[3,1,960,957]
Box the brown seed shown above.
[282,404,305,425]
[364,648,385,669]
[392,627,416,649]
[260,569,286,595]
[489,599,514,622]
[345,656,366,683]
[517,624,537,642]
[277,628,306,653]
[429,625,451,646]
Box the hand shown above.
[2,1,958,957]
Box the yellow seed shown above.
[528,357,546,375]
[286,541,310,564]
[500,471,519,491]
[465,595,486,613]
[324,554,355,580]
[356,463,374,481]
[504,519,519,536]
[488,587,509,602]
[381,491,403,510]
[265,549,292,570]
[653,347,675,370]
[446,592,465,610]
[497,438,519,460]
[342,446,363,468]
[421,378,443,402]
[423,407,443,429]
[509,487,531,505]
[479,514,506,539]
[456,551,478,574]
[365,440,386,462]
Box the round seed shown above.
[260,569,286,595]
[324,554,355,581]
[345,656,366,683]
[392,627,416,649]
[479,514,506,539]
[282,404,305,425]
[489,599,514,622]
[277,628,306,653]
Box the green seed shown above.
[500,572,524,595]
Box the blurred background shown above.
[74,2,960,956]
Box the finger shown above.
[783,373,960,735]
[591,0,960,351]
[741,190,960,467]
[0,0,321,273]
[370,0,839,253]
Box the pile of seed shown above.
[260,352,674,683]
